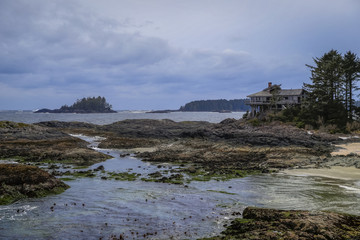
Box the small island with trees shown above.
[35,96,116,113]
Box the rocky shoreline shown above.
[0,120,110,204]
[202,207,360,240]
[35,118,359,174]
[0,121,111,166]
[1,118,360,238]
[0,164,69,205]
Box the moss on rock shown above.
[201,207,360,240]
[0,164,69,205]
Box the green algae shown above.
[201,207,360,240]
[34,186,69,198]
[186,168,261,182]
[0,121,30,128]
[60,169,140,181]
[59,177,76,181]
[73,166,89,169]
[16,157,87,166]
[207,190,237,195]
[137,166,261,184]
[0,156,26,162]
[141,172,185,184]
[231,218,255,224]
[63,170,96,178]
[0,194,19,205]
[107,172,140,181]
[0,185,69,205]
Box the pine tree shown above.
[342,51,360,120]
[304,50,345,125]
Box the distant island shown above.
[179,99,250,112]
[35,96,116,113]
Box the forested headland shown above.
[179,99,250,112]
[35,96,116,113]
[262,50,360,133]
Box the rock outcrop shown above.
[0,164,69,205]
[208,207,360,240]
[0,121,111,166]
[37,118,337,148]
[35,119,345,172]
[34,118,360,175]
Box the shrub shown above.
[296,121,305,128]
[346,121,360,132]
[248,118,261,127]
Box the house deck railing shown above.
[245,99,300,105]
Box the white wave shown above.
[339,137,350,140]
[0,206,13,211]
[69,133,84,138]
[0,160,19,164]
[128,110,148,113]
[339,185,360,193]
[22,205,38,211]
[339,135,360,140]
[70,134,106,143]
[93,136,106,141]
[91,147,102,151]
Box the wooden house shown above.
[246,82,305,117]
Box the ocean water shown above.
[1,111,360,239]
[0,110,246,125]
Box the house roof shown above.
[247,89,303,97]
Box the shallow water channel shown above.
[1,135,360,239]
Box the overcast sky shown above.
[1,0,359,110]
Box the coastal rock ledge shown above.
[0,164,69,205]
[204,207,360,240]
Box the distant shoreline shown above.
[145,109,238,113]
[34,108,117,114]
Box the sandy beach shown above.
[331,142,360,156]
[282,166,360,180]
[283,142,360,180]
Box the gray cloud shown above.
[0,0,359,110]
[0,0,176,91]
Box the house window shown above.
[284,97,288,100]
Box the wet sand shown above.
[283,142,360,180]
[331,142,360,156]
[282,166,360,180]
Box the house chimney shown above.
[268,82,272,88]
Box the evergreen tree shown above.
[342,51,360,120]
[303,50,346,126]
[59,96,114,113]
[179,99,250,112]
[272,49,359,131]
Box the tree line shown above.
[60,96,115,113]
[273,50,360,132]
[180,99,250,112]
[36,96,116,113]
